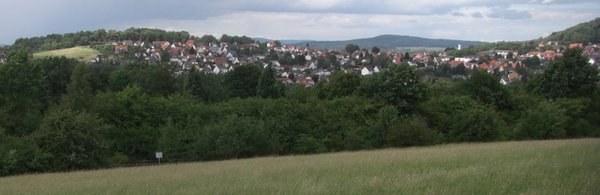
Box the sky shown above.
[1,0,599,44]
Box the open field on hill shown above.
[33,46,100,61]
[1,139,598,194]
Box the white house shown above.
[306,61,317,69]
[361,67,372,76]
[305,55,312,61]
[373,66,381,73]
[213,65,230,74]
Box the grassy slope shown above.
[1,139,598,194]
[33,46,101,61]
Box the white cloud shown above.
[295,0,344,9]
[530,0,556,4]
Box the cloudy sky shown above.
[1,0,599,44]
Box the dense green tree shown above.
[460,69,512,110]
[372,54,392,68]
[184,69,228,103]
[359,63,428,113]
[225,64,261,98]
[285,85,318,103]
[317,56,332,69]
[515,101,567,139]
[88,63,117,92]
[158,118,205,162]
[205,115,276,158]
[90,85,166,160]
[61,64,93,111]
[403,52,410,61]
[427,78,460,97]
[315,96,376,151]
[6,50,29,64]
[257,65,284,98]
[0,133,42,176]
[451,64,468,75]
[291,134,327,154]
[322,73,360,99]
[386,116,437,147]
[220,34,254,44]
[160,50,170,63]
[0,58,48,136]
[448,103,502,142]
[32,108,110,171]
[422,95,503,142]
[533,48,599,99]
[345,44,360,53]
[372,106,399,146]
[196,35,218,44]
[36,57,77,103]
[435,64,453,77]
[109,62,177,96]
[184,68,208,98]
[371,46,381,54]
[553,98,597,137]
[522,56,542,70]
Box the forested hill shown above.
[9,28,190,52]
[294,35,486,50]
[546,17,600,43]
[8,28,255,53]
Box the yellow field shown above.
[33,46,101,61]
[0,139,598,194]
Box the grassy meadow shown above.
[0,139,598,194]
[33,46,101,61]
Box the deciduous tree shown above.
[534,48,599,99]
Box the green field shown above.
[1,139,598,194]
[33,46,101,61]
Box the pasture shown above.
[1,139,598,194]
[33,46,101,61]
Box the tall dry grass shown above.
[1,139,598,194]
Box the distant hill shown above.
[253,38,314,45]
[546,17,600,43]
[293,35,486,50]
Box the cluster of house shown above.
[427,41,600,84]
[107,39,600,86]
[109,39,365,86]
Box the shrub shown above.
[292,134,327,154]
[386,116,437,147]
[515,101,567,139]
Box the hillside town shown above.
[97,38,600,87]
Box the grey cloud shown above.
[530,0,598,4]
[1,0,599,44]
[488,7,532,20]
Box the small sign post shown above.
[155,152,163,165]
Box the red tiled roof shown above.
[569,43,583,49]
[214,57,226,65]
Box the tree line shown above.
[8,28,256,53]
[1,48,599,176]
